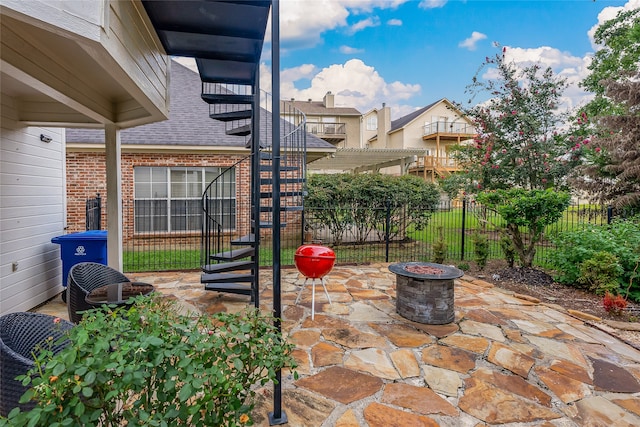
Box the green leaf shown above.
[178,383,193,402]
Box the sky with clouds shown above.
[262,0,639,119]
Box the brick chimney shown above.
[377,103,391,147]
[323,91,334,108]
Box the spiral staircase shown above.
[199,82,306,305]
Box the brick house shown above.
[65,60,334,252]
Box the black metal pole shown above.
[268,0,287,424]
[385,199,391,262]
[460,196,467,261]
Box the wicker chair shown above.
[0,312,74,416]
[67,262,130,323]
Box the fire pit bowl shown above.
[294,245,336,279]
[389,262,463,324]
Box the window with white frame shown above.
[366,115,377,131]
[134,166,235,233]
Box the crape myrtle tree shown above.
[445,51,575,267]
[449,51,579,192]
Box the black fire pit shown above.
[389,262,464,324]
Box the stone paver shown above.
[33,264,640,426]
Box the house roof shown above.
[390,99,441,132]
[66,61,334,152]
[282,100,361,116]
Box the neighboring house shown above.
[65,60,334,249]
[306,98,475,179]
[364,98,475,181]
[282,92,362,149]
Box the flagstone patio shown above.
[34,264,640,426]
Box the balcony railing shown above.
[423,121,474,136]
[307,122,346,136]
[416,155,459,170]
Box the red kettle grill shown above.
[294,245,336,319]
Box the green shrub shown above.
[4,295,296,427]
[549,217,640,301]
[577,251,624,295]
[457,263,470,271]
[305,173,440,244]
[499,234,517,268]
[472,232,489,270]
[432,226,448,264]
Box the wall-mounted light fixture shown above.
[40,134,52,143]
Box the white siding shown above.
[1,95,65,314]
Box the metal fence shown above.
[120,198,631,273]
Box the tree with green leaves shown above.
[572,68,640,209]
[571,8,640,210]
[580,7,640,119]
[476,189,571,267]
[446,51,578,194]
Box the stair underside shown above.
[201,93,253,104]
[227,124,251,136]
[203,282,252,295]
[210,110,252,121]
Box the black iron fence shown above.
[120,198,632,273]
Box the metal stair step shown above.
[209,247,255,261]
[254,221,288,229]
[201,272,254,283]
[210,110,252,121]
[203,282,252,295]
[202,260,254,274]
[232,234,255,245]
[260,205,303,212]
[260,190,305,198]
[260,164,300,172]
[260,177,305,185]
[201,93,253,104]
[227,124,251,136]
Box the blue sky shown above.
[257,0,638,119]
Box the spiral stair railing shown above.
[200,82,307,303]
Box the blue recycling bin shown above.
[51,230,108,290]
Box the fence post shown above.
[460,196,467,261]
[607,205,613,224]
[385,199,391,263]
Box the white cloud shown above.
[459,31,487,51]
[419,0,447,9]
[339,45,365,54]
[387,18,403,26]
[480,46,593,111]
[262,58,421,118]
[274,0,410,49]
[588,0,640,49]
[347,16,381,35]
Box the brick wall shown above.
[65,151,249,241]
